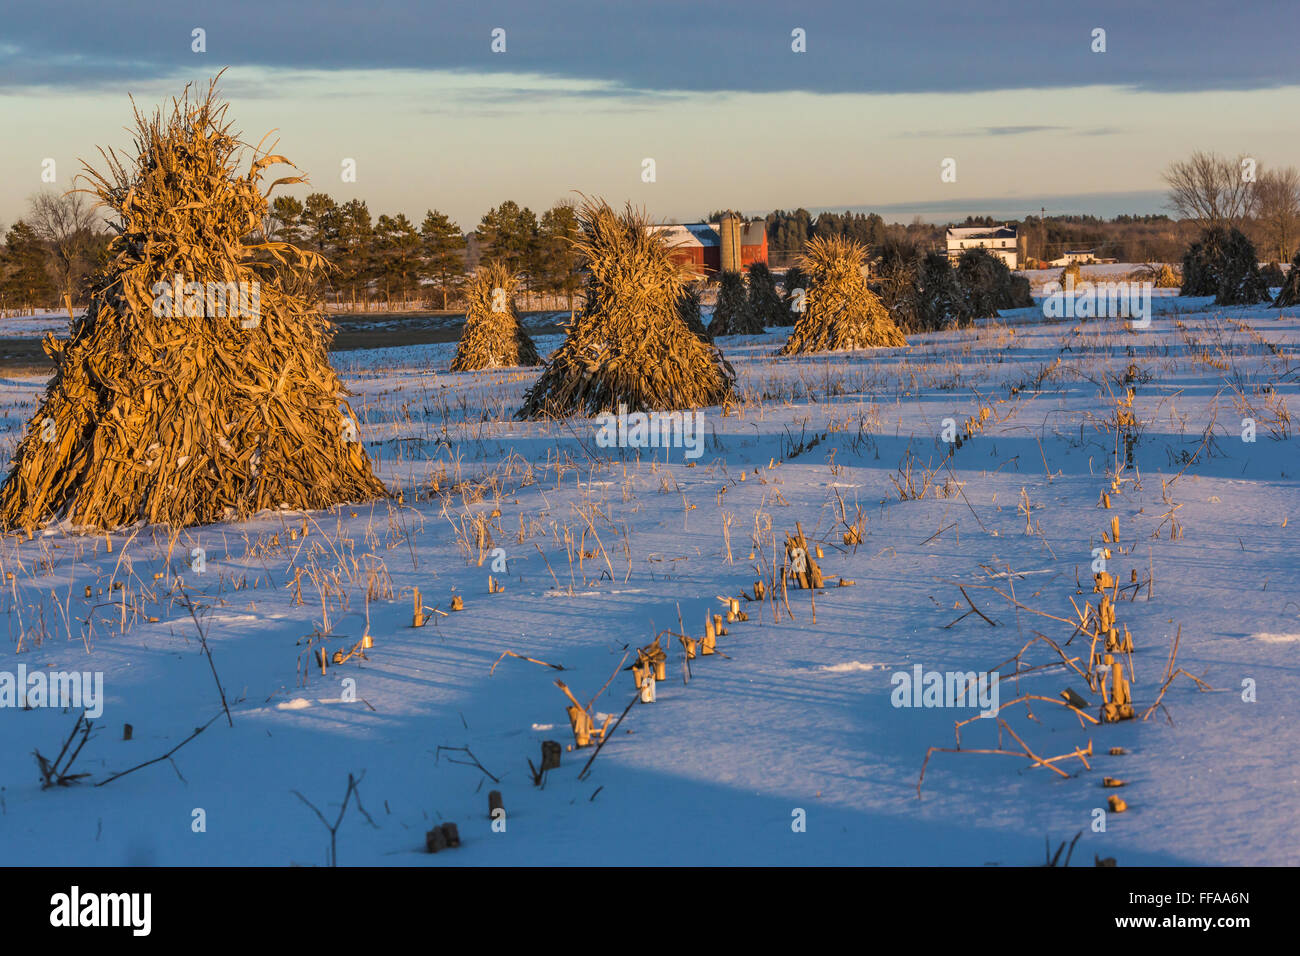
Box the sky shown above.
[2,0,1299,232]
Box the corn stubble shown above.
[517,199,735,417]
[778,235,908,354]
[450,262,541,371]
[0,77,386,532]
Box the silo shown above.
[720,215,742,274]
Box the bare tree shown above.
[1252,166,1300,263]
[27,190,100,313]
[1162,151,1257,230]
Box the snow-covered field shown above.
[0,298,1296,866]
[0,309,79,340]
[1021,264,1154,290]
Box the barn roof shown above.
[650,221,766,247]
[649,223,708,248]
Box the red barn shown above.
[649,220,768,275]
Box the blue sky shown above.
[2,0,1298,231]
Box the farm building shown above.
[649,218,768,275]
[1047,249,1117,266]
[945,225,1024,269]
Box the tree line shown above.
[0,192,109,315]
[0,191,585,315]
[762,152,1300,268]
[4,150,1298,316]
[262,195,583,311]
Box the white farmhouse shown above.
[1048,249,1099,267]
[945,225,1022,269]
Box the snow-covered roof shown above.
[946,225,1018,241]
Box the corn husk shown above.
[0,76,386,532]
[778,235,907,354]
[517,199,735,416]
[450,262,541,371]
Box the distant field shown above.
[0,309,574,377]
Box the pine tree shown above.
[302,193,338,255]
[1213,228,1269,305]
[1181,227,1228,297]
[537,204,582,313]
[419,210,466,310]
[269,196,304,243]
[955,248,1026,317]
[335,199,373,309]
[478,201,538,280]
[374,213,420,309]
[1,220,56,312]
[745,262,785,327]
[917,251,970,329]
[782,265,807,320]
[872,235,923,330]
[711,270,762,335]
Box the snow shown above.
[1020,264,1161,291]
[0,309,77,339]
[0,297,1296,866]
[1253,633,1300,644]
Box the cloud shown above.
[418,83,690,114]
[902,125,1066,138]
[2,1,1298,96]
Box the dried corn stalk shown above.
[449,262,541,371]
[517,199,735,417]
[779,235,908,354]
[0,76,386,532]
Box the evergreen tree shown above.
[419,210,466,310]
[269,196,304,243]
[955,248,1017,318]
[1272,249,1300,307]
[478,201,538,281]
[1181,225,1268,304]
[537,203,582,312]
[1214,228,1269,305]
[782,265,807,320]
[711,270,762,335]
[335,199,373,307]
[765,209,812,254]
[301,193,338,255]
[872,235,924,328]
[375,213,421,308]
[917,251,971,329]
[1,220,56,312]
[1180,227,1227,297]
[745,262,785,327]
